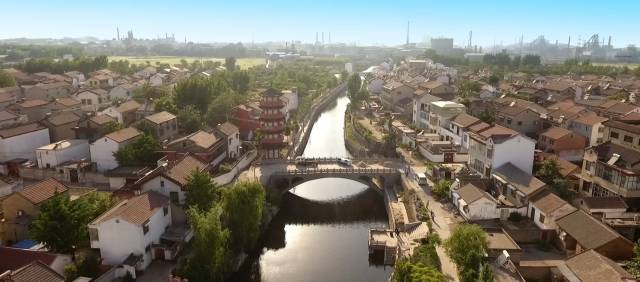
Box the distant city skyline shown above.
[1,0,638,48]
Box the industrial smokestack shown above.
[608,36,612,47]
[117,27,120,40]
[406,21,410,45]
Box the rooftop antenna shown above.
[406,21,410,45]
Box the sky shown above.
[1,0,638,48]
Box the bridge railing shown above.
[260,157,403,165]
[273,167,399,176]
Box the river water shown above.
[234,94,393,281]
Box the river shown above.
[234,94,393,281]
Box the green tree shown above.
[222,181,266,252]
[444,224,491,282]
[231,70,250,94]
[114,134,161,166]
[456,80,482,98]
[185,170,221,212]
[154,95,177,113]
[535,159,574,200]
[178,105,204,133]
[340,70,349,82]
[634,66,640,78]
[488,75,500,86]
[206,91,237,127]
[478,109,495,124]
[177,206,230,282]
[394,259,446,282]
[103,121,123,134]
[625,240,640,278]
[0,70,16,87]
[224,57,236,71]
[432,179,452,200]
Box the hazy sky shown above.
[2,0,638,47]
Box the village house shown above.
[136,100,156,120]
[41,111,81,142]
[0,110,26,128]
[90,127,142,172]
[527,190,576,238]
[580,141,640,199]
[538,126,587,162]
[102,100,141,126]
[64,71,85,87]
[551,249,634,282]
[75,88,111,112]
[416,80,455,100]
[0,178,69,245]
[543,81,575,104]
[555,210,634,260]
[134,66,157,78]
[165,131,227,166]
[568,114,608,146]
[86,74,114,88]
[142,111,178,141]
[0,86,22,98]
[468,125,536,176]
[8,99,51,121]
[149,73,166,86]
[0,122,50,162]
[49,97,82,113]
[426,101,466,137]
[491,162,547,209]
[412,94,441,129]
[452,182,500,221]
[513,87,547,104]
[73,114,117,142]
[0,246,72,278]
[495,103,542,137]
[109,83,140,100]
[216,122,241,159]
[23,82,73,100]
[381,81,415,114]
[36,139,90,169]
[441,113,484,149]
[89,191,174,275]
[0,93,17,111]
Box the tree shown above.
[178,105,204,133]
[625,240,640,278]
[478,109,495,124]
[444,224,491,282]
[522,54,541,66]
[224,57,236,72]
[535,159,575,200]
[394,259,446,282]
[114,134,161,166]
[0,70,16,88]
[154,95,177,113]
[456,80,481,98]
[221,181,266,253]
[177,206,230,282]
[340,70,349,83]
[103,121,122,134]
[206,91,237,127]
[231,70,250,94]
[432,179,452,199]
[634,66,640,78]
[185,170,221,212]
[488,75,500,86]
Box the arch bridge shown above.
[269,167,401,194]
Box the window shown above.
[517,121,522,126]
[145,245,151,253]
[507,118,512,125]
[610,131,619,139]
[170,192,179,204]
[163,206,169,216]
[89,228,99,241]
[624,135,634,143]
[160,180,165,188]
[143,223,149,234]
[538,213,546,224]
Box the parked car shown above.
[338,158,352,166]
[416,172,428,186]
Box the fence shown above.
[212,150,258,185]
[277,167,398,176]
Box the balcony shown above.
[261,125,285,133]
[260,112,286,120]
[261,136,286,147]
[259,100,285,109]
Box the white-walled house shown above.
[75,89,111,112]
[36,139,90,169]
[90,127,142,172]
[468,125,536,177]
[149,73,166,86]
[216,122,241,158]
[453,183,501,220]
[0,122,50,162]
[109,84,140,100]
[281,89,299,114]
[89,191,171,273]
[527,190,576,231]
[412,94,441,129]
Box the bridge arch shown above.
[269,167,399,195]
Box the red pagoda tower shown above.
[259,88,287,158]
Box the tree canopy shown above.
[185,170,221,212]
[221,181,266,253]
[114,134,161,166]
[444,224,491,282]
[0,70,16,88]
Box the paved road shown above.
[406,176,462,282]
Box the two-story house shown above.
[491,162,547,209]
[36,139,90,169]
[0,178,69,245]
[216,122,241,159]
[90,127,142,172]
[0,122,50,162]
[75,89,111,112]
[41,112,81,142]
[23,82,73,101]
[142,111,178,141]
[73,114,117,142]
[165,131,227,166]
[495,104,542,137]
[568,114,608,146]
[446,113,484,149]
[381,81,415,115]
[412,94,441,129]
[102,100,141,127]
[527,190,576,238]
[109,83,140,100]
[538,126,587,162]
[9,99,51,121]
[427,101,465,137]
[468,125,536,176]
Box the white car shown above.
[338,158,352,166]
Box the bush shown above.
[218,163,233,174]
[64,264,78,282]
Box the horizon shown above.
[1,0,639,48]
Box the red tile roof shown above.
[92,191,168,225]
[0,247,57,274]
[18,178,69,204]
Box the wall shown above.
[141,176,184,204]
[37,142,90,168]
[212,150,257,186]
[90,138,119,172]
[493,135,535,175]
[0,193,39,244]
[0,129,50,162]
[462,198,501,220]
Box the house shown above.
[417,140,469,164]
[602,119,640,152]
[89,191,172,273]
[165,131,227,165]
[0,86,22,98]
[412,94,441,129]
[445,113,483,149]
[468,125,536,176]
[105,166,152,190]
[86,74,114,88]
[551,249,634,282]
[136,100,155,120]
[75,89,111,112]
[538,126,587,162]
[484,228,523,264]
[49,97,82,113]
[232,104,261,140]
[0,122,50,162]
[580,141,640,198]
[36,139,90,169]
[23,82,73,100]
[102,100,141,127]
[416,80,455,99]
[134,66,157,78]
[543,81,575,103]
[134,155,209,224]
[109,84,140,100]
[0,179,69,244]
[555,210,633,260]
[149,73,166,86]
[568,114,608,146]
[367,77,385,94]
[64,71,85,87]
[452,183,500,220]
[41,112,80,142]
[90,127,142,172]
[142,111,178,140]
[514,87,547,104]
[381,81,415,113]
[491,163,547,208]
[73,114,117,142]
[426,101,466,137]
[528,190,576,235]
[216,122,241,159]
[0,110,26,128]
[495,103,542,137]
[0,260,65,282]
[8,99,51,121]
[0,246,72,277]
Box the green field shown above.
[108,56,265,69]
[592,62,640,68]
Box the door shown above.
[69,169,79,183]
[444,152,454,163]
[155,248,165,260]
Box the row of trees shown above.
[176,170,266,282]
[394,236,445,282]
[18,55,108,74]
[0,69,16,87]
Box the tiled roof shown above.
[493,163,545,196]
[144,111,176,124]
[168,130,219,150]
[262,88,282,97]
[603,120,640,134]
[90,114,115,125]
[217,121,239,136]
[572,114,608,126]
[563,250,633,282]
[92,191,168,226]
[593,141,640,172]
[477,125,518,141]
[605,102,638,115]
[0,247,58,274]
[18,178,69,204]
[530,190,572,214]
[468,121,490,133]
[556,210,629,250]
[104,127,141,143]
[0,93,16,103]
[457,183,493,204]
[45,112,80,126]
[540,126,572,140]
[0,122,47,138]
[165,155,207,186]
[115,100,141,113]
[581,197,628,210]
[54,97,81,107]
[18,99,49,108]
[10,260,64,282]
[0,110,17,121]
